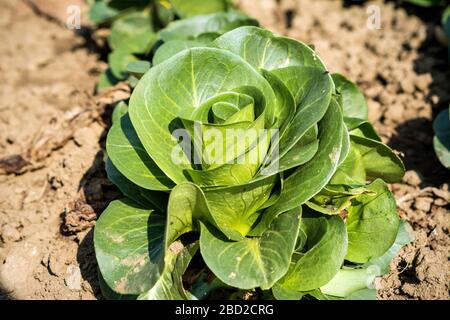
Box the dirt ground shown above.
[0,0,449,300]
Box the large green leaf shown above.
[332,73,368,120]
[138,242,198,300]
[433,107,450,169]
[319,267,378,299]
[128,47,277,184]
[199,207,301,290]
[106,113,174,190]
[94,199,165,295]
[108,10,157,54]
[153,40,206,66]
[363,219,415,274]
[346,179,400,263]
[106,157,168,211]
[213,26,327,71]
[274,213,347,292]
[169,0,229,18]
[160,12,258,42]
[351,135,405,183]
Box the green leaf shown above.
[270,66,333,160]
[98,269,138,300]
[108,10,157,54]
[443,6,450,38]
[199,207,301,290]
[111,101,128,125]
[405,0,447,7]
[330,146,366,185]
[253,99,343,233]
[274,213,347,292]
[160,12,258,42]
[89,1,119,24]
[320,267,378,298]
[346,179,400,263]
[363,220,415,274]
[351,135,405,183]
[138,242,198,300]
[94,199,165,295]
[202,175,278,238]
[332,73,368,120]
[106,113,174,190]
[169,0,230,18]
[106,157,168,211]
[213,26,327,71]
[165,183,212,249]
[346,118,381,141]
[153,40,206,66]
[128,47,277,184]
[108,50,138,79]
[97,68,119,90]
[433,107,450,169]
[127,60,151,79]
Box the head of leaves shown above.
[95,26,411,300]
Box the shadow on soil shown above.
[390,2,450,186]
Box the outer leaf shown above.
[106,157,168,211]
[89,1,119,23]
[199,208,301,290]
[274,213,348,292]
[153,40,206,66]
[320,221,414,299]
[160,12,258,42]
[363,220,415,274]
[351,135,405,183]
[213,26,327,71]
[319,267,378,298]
[127,60,151,79]
[108,50,138,79]
[169,0,229,18]
[94,199,165,295]
[332,73,368,120]
[346,179,400,263]
[138,242,198,300]
[106,113,174,190]
[111,101,128,125]
[433,107,450,168]
[108,11,157,54]
[128,47,277,184]
[98,270,138,300]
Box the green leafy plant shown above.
[94,26,412,300]
[405,0,449,7]
[433,105,450,168]
[88,0,257,89]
